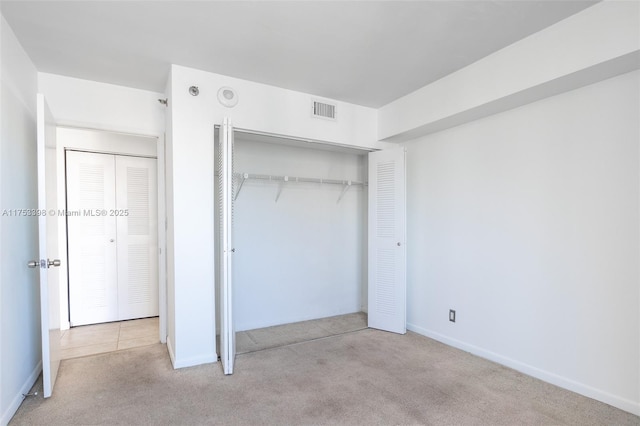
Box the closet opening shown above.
[214,127,372,358]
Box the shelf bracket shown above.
[337,180,352,203]
[234,173,248,201]
[275,176,288,202]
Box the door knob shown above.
[48,259,61,268]
[27,260,39,268]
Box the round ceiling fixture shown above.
[217,86,238,108]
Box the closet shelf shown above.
[233,172,366,203]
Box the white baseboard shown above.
[166,337,217,369]
[1,361,42,426]
[172,353,218,369]
[407,323,640,417]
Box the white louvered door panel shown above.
[368,148,406,334]
[115,156,158,320]
[218,118,236,375]
[67,151,118,326]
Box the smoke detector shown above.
[218,87,238,108]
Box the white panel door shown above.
[115,156,158,320]
[218,118,236,375]
[368,148,406,334]
[36,94,62,397]
[66,151,118,326]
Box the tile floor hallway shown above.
[60,317,159,360]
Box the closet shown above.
[215,120,406,375]
[233,135,366,327]
[66,151,158,326]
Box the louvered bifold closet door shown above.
[368,148,407,334]
[115,156,158,320]
[67,151,118,326]
[218,118,236,375]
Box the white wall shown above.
[229,138,366,331]
[403,71,639,415]
[38,73,165,137]
[0,14,41,426]
[165,64,381,368]
[171,65,383,151]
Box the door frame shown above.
[55,126,167,343]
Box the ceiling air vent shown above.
[311,100,336,121]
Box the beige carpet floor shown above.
[11,329,639,425]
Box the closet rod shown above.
[233,172,366,202]
[236,172,365,186]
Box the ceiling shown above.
[1,1,597,108]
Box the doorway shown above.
[55,127,166,346]
[215,122,407,375]
[214,124,371,370]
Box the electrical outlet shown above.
[449,309,456,322]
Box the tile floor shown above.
[60,317,159,360]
